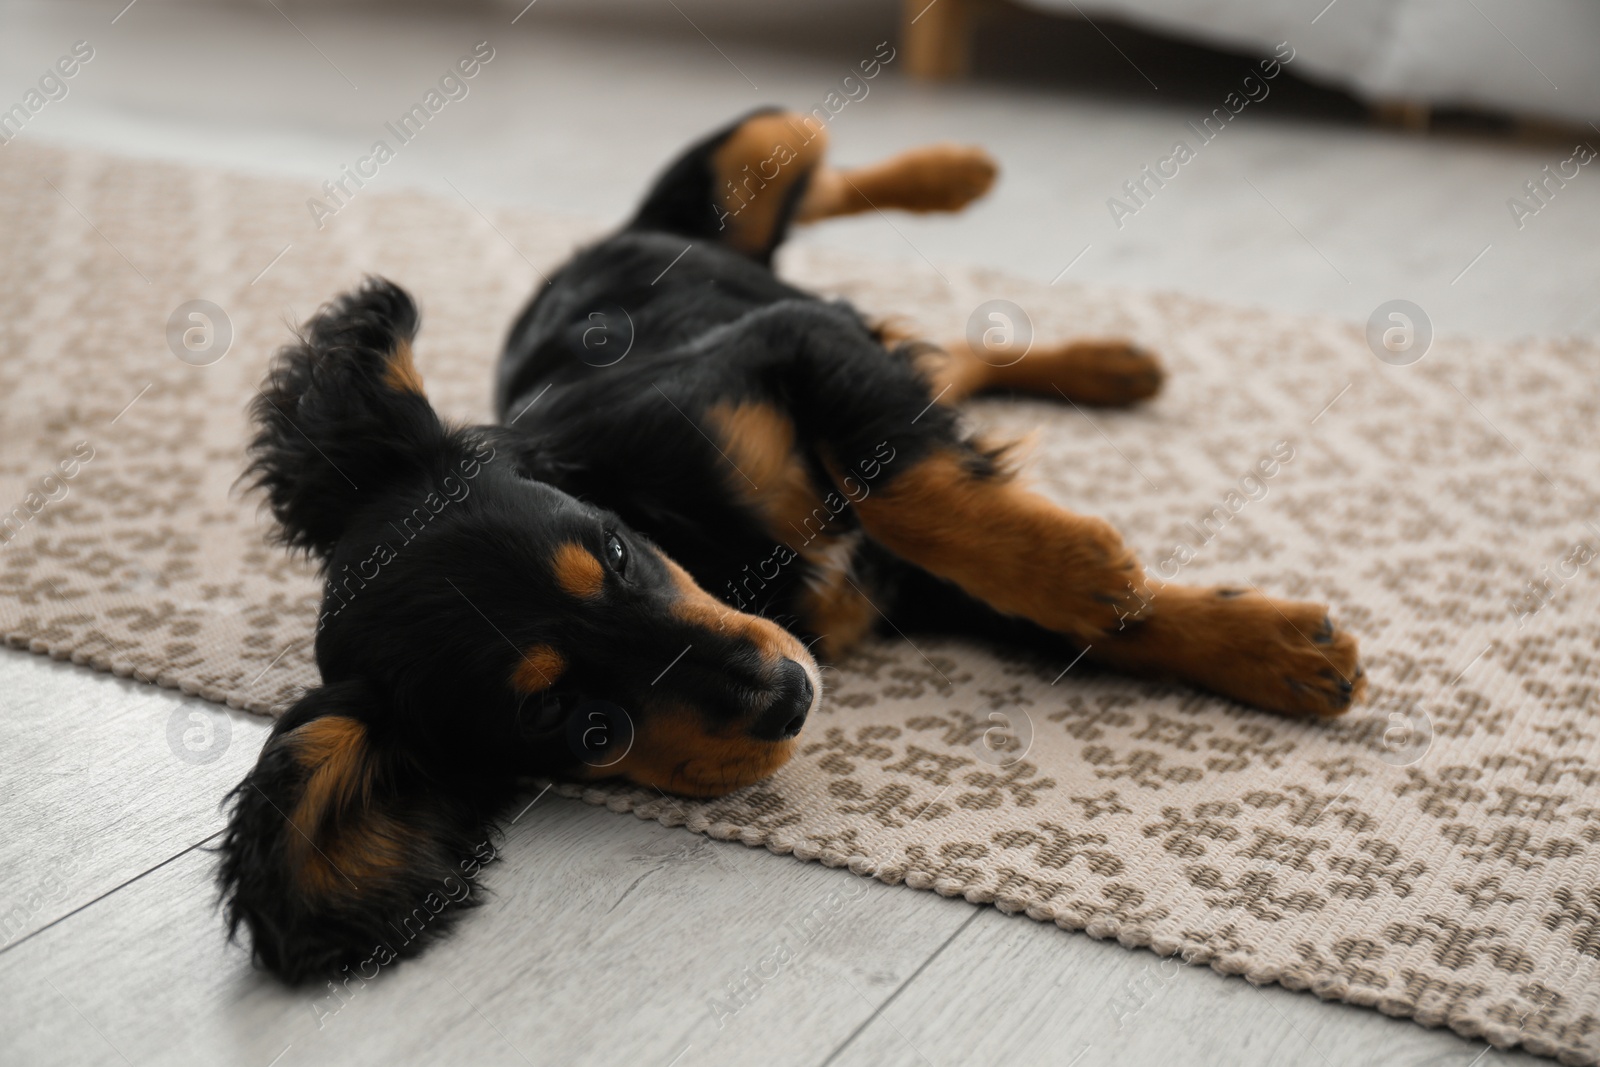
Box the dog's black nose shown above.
[749,657,813,741]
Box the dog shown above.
[219,109,1364,983]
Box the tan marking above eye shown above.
[513,645,566,693]
[554,542,605,599]
[383,340,426,395]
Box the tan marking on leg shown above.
[554,542,605,599]
[384,340,426,395]
[705,401,828,550]
[958,338,1165,406]
[706,403,872,656]
[713,112,830,256]
[512,645,566,693]
[796,144,997,221]
[909,338,1164,407]
[868,315,924,348]
[852,455,1362,718]
[797,567,876,660]
[1090,584,1366,718]
[912,340,993,404]
[851,450,1145,642]
[867,321,990,406]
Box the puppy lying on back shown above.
[220,110,1362,983]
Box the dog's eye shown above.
[604,533,628,576]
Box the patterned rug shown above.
[2,141,1597,1065]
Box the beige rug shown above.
[3,141,1598,1064]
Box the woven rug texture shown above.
[1,142,1597,1064]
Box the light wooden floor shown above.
[0,651,1554,1067]
[2,2,1592,1064]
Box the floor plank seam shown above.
[0,831,224,957]
[815,909,982,1067]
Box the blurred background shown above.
[3,0,1597,341]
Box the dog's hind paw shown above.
[875,144,999,213]
[1029,340,1166,407]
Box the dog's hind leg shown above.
[629,109,997,263]
[629,109,832,262]
[913,337,1166,407]
[1082,584,1365,719]
[872,317,1164,407]
[794,143,997,222]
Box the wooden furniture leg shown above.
[903,0,973,80]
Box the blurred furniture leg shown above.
[1371,99,1432,132]
[904,0,973,79]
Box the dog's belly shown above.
[496,231,812,424]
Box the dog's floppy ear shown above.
[248,277,448,560]
[217,681,500,984]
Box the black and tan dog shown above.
[220,109,1363,982]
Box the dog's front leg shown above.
[1085,584,1365,719]
[851,448,1147,643]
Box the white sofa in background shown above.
[911,0,1600,127]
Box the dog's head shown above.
[220,278,819,981]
